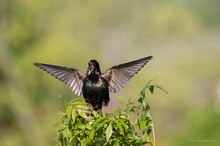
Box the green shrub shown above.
[55,80,166,146]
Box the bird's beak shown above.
[88,65,95,75]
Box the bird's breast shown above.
[84,77,107,89]
[82,77,109,95]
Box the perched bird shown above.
[34,56,153,110]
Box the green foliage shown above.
[55,80,167,146]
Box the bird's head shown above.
[87,59,101,75]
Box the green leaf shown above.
[70,98,87,105]
[114,138,120,146]
[139,115,147,130]
[55,124,67,130]
[93,116,108,127]
[93,118,109,131]
[118,119,128,130]
[89,117,109,140]
[149,85,154,94]
[71,108,77,123]
[138,96,143,103]
[140,79,154,96]
[66,105,72,121]
[153,84,168,94]
[95,116,108,123]
[114,120,124,135]
[58,111,66,119]
[77,109,87,119]
[147,125,153,135]
[76,105,90,111]
[89,129,95,141]
[105,123,113,142]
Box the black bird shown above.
[34,56,153,110]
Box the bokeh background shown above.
[0,0,220,146]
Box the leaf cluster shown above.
[56,80,166,146]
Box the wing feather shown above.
[34,63,86,96]
[102,56,153,93]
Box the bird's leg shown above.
[87,104,93,120]
[102,106,108,116]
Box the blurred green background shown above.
[0,0,220,146]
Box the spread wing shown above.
[34,63,86,96]
[101,56,153,93]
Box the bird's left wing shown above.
[101,56,153,93]
[34,63,86,96]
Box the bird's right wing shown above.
[34,63,86,96]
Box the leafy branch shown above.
[55,80,167,146]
